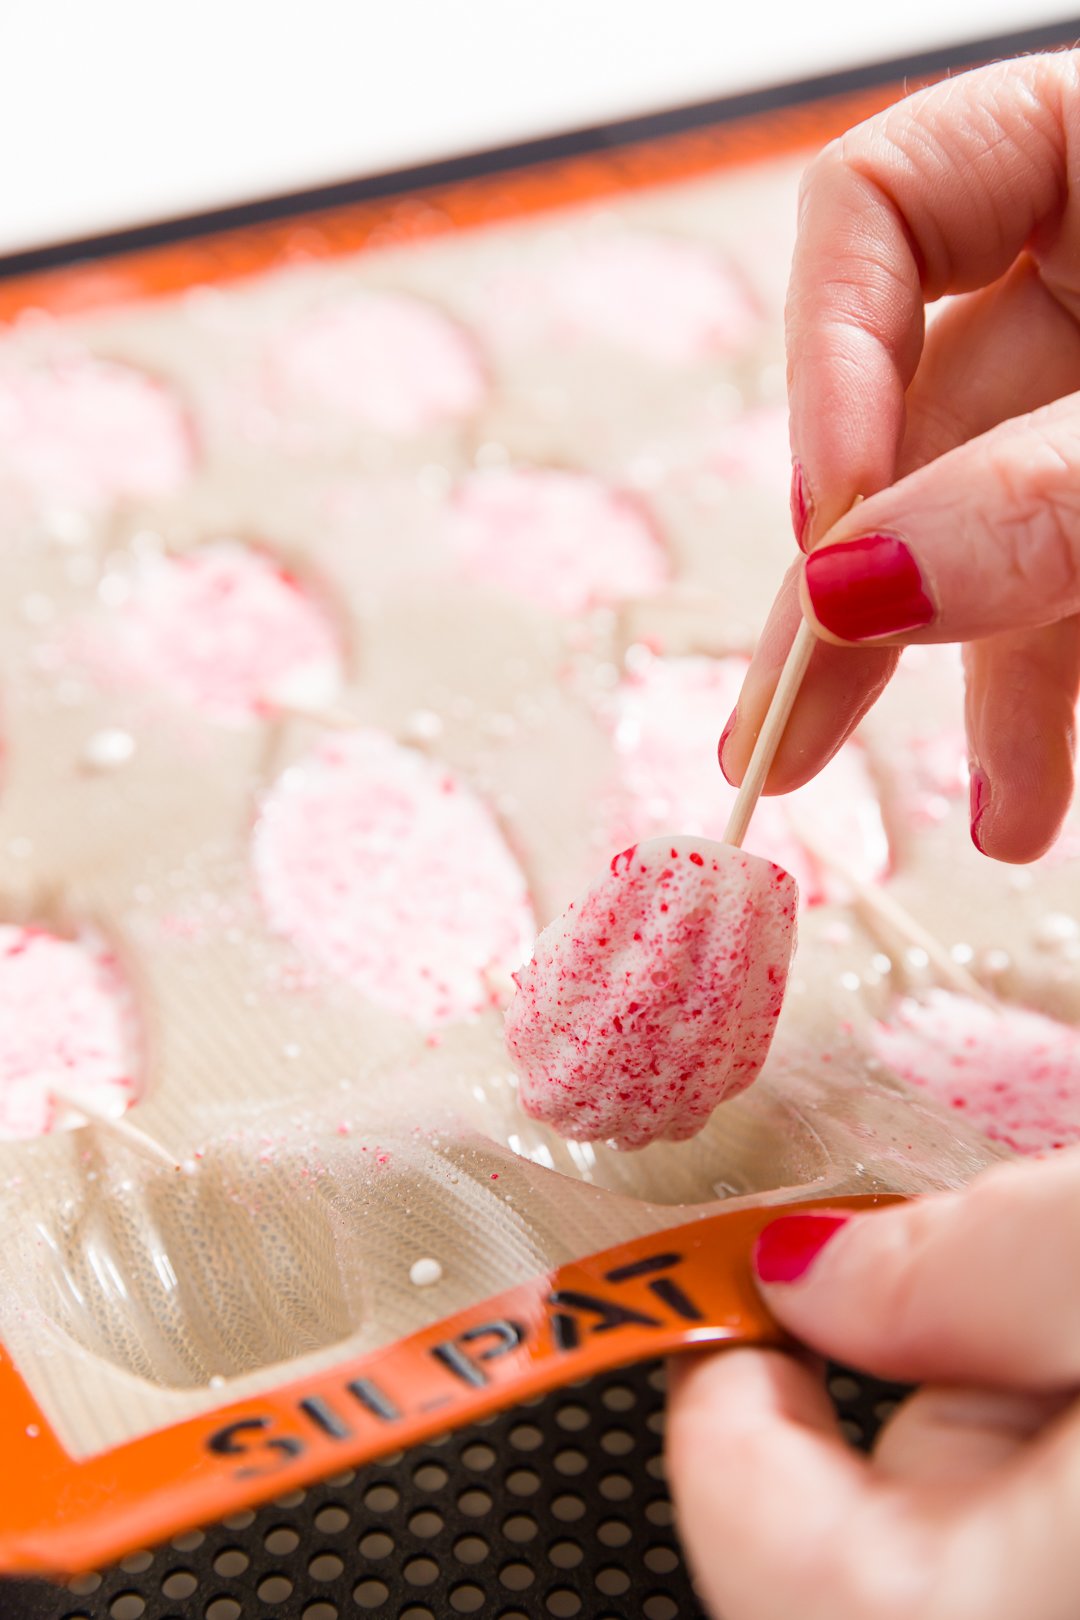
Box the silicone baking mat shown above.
[0,13,1076,1607]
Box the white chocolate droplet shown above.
[980,948,1012,977]
[1033,913,1080,950]
[81,728,136,771]
[403,709,443,745]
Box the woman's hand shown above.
[666,1150,1080,1620]
[720,49,1080,862]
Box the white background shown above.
[0,1,1077,255]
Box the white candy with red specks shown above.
[442,467,668,616]
[268,292,486,435]
[0,356,192,510]
[0,927,139,1140]
[254,729,535,1027]
[505,836,797,1150]
[82,541,342,726]
[872,991,1080,1156]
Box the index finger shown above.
[789,49,1075,537]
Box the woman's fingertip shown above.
[803,532,936,642]
[752,1212,851,1285]
[969,765,991,854]
[790,458,813,552]
[718,710,739,785]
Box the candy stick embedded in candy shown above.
[722,618,817,850]
[507,515,870,1149]
[49,1086,184,1173]
[722,496,867,850]
[789,817,997,1006]
[259,698,360,731]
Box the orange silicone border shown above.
[0,1194,896,1575]
[0,82,905,326]
[0,70,932,1578]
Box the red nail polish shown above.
[790,459,812,552]
[752,1213,850,1284]
[970,766,990,853]
[718,711,737,785]
[804,533,934,641]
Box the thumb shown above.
[799,392,1080,645]
[751,1151,1080,1390]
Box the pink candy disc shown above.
[0,926,139,1141]
[253,729,535,1026]
[873,991,1080,1156]
[441,467,668,616]
[81,541,343,725]
[609,652,888,905]
[0,356,193,510]
[505,835,797,1150]
[268,291,487,435]
[544,234,757,365]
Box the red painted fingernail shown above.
[970,766,990,853]
[790,459,812,551]
[804,533,935,641]
[718,710,737,785]
[752,1213,850,1284]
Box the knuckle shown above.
[989,417,1080,607]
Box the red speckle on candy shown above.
[504,834,796,1150]
[874,992,1080,1155]
[0,926,139,1140]
[72,541,343,727]
[254,728,534,1026]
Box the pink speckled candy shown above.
[269,292,486,435]
[872,991,1080,1155]
[0,356,192,510]
[253,729,535,1026]
[609,652,888,905]
[84,541,342,725]
[505,836,797,1150]
[546,234,757,365]
[442,467,668,616]
[0,927,139,1140]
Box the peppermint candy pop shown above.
[505,836,797,1149]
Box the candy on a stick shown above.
[505,836,797,1149]
[504,620,813,1149]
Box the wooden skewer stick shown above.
[50,1087,184,1173]
[261,698,358,731]
[789,821,998,1007]
[722,496,866,851]
[722,617,817,849]
[713,490,993,1006]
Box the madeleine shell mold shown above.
[0,150,1076,1474]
